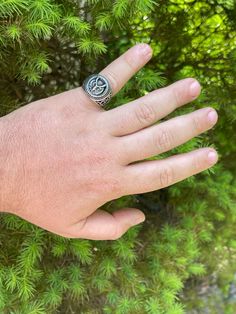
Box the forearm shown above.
[0,116,21,213]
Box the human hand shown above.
[0,43,218,240]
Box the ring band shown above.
[82,74,112,107]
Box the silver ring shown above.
[82,74,112,107]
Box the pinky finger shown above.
[124,148,218,195]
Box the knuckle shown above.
[172,85,183,107]
[155,129,173,151]
[86,176,122,201]
[102,70,119,93]
[193,154,203,172]
[135,103,156,126]
[192,114,203,133]
[123,52,137,71]
[159,165,174,187]
[110,224,123,240]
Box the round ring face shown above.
[84,74,111,101]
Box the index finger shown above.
[51,44,153,114]
[99,43,153,96]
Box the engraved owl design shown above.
[89,76,107,96]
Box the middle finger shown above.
[102,78,201,136]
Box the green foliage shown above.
[1,0,236,313]
[0,0,28,18]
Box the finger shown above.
[123,148,218,195]
[99,43,152,95]
[103,78,201,136]
[62,43,153,113]
[65,208,145,240]
[119,107,218,164]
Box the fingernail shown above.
[138,43,152,57]
[133,214,146,225]
[189,80,201,97]
[208,150,218,164]
[207,110,218,125]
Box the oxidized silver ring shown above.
[82,74,112,107]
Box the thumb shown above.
[65,208,145,240]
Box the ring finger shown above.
[118,107,218,164]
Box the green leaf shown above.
[188,263,206,276]
[95,13,112,30]
[42,287,62,307]
[145,297,163,314]
[63,16,91,35]
[26,21,52,39]
[98,257,117,278]
[4,266,21,292]
[22,301,46,314]
[29,0,61,22]
[69,239,93,264]
[77,37,107,55]
[0,0,27,17]
[112,0,129,18]
[18,277,36,300]
[6,24,21,41]
[134,0,157,13]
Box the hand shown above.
[0,43,218,240]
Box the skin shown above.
[0,43,218,240]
